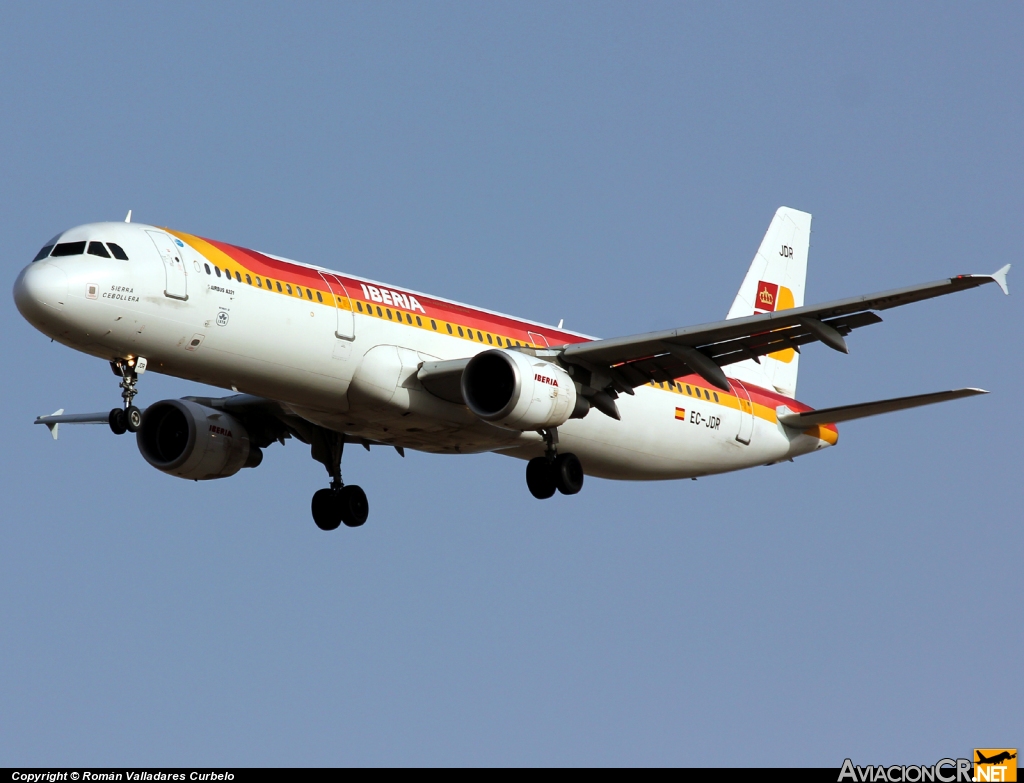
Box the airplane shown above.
[13,207,1010,530]
[976,752,1017,765]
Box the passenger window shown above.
[704,390,710,400]
[446,324,452,334]
[215,267,222,278]
[385,309,392,320]
[306,289,312,299]
[430,320,436,330]
[245,274,251,284]
[376,306,383,317]
[256,277,263,287]
[416,316,422,326]
[32,245,55,262]
[506,338,512,347]
[686,385,691,395]
[406,313,413,324]
[477,331,483,341]
[235,271,242,282]
[467,329,473,340]
[87,241,111,258]
[515,341,521,347]
[457,326,464,337]
[713,392,719,402]
[107,243,129,260]
[357,301,363,312]
[204,264,211,275]
[316,291,323,302]
[286,284,292,295]
[276,282,283,292]
[486,334,493,344]
[51,241,87,257]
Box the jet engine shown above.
[136,399,262,480]
[461,349,584,430]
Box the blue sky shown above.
[1,2,1021,766]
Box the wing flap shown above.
[778,388,988,428]
[417,358,470,404]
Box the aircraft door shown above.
[318,272,355,340]
[146,230,188,301]
[733,379,754,445]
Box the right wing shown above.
[34,394,404,454]
[34,409,110,439]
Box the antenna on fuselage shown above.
[124,210,132,223]
[557,319,564,329]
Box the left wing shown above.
[558,266,1010,395]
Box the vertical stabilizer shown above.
[725,207,811,398]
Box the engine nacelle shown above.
[462,349,580,430]
[136,399,262,481]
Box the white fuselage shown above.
[13,221,834,481]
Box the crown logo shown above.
[758,288,775,305]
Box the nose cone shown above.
[13,262,69,323]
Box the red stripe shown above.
[194,233,835,431]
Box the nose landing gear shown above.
[526,428,584,499]
[107,358,144,435]
[309,429,369,530]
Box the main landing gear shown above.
[526,428,584,500]
[309,429,369,530]
[107,358,144,435]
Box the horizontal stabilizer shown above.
[778,388,988,428]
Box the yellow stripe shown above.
[653,380,836,443]
[166,228,835,446]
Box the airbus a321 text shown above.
[14,208,1010,530]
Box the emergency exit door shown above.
[318,272,355,340]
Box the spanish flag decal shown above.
[675,407,686,420]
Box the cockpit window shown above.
[88,241,111,258]
[107,243,129,260]
[32,245,55,262]
[51,241,87,257]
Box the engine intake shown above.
[137,399,262,480]
[462,349,582,430]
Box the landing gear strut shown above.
[526,428,584,500]
[108,358,144,435]
[309,429,369,530]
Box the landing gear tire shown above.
[526,457,557,500]
[554,453,584,495]
[311,488,342,531]
[108,408,127,435]
[339,485,369,528]
[125,405,143,433]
